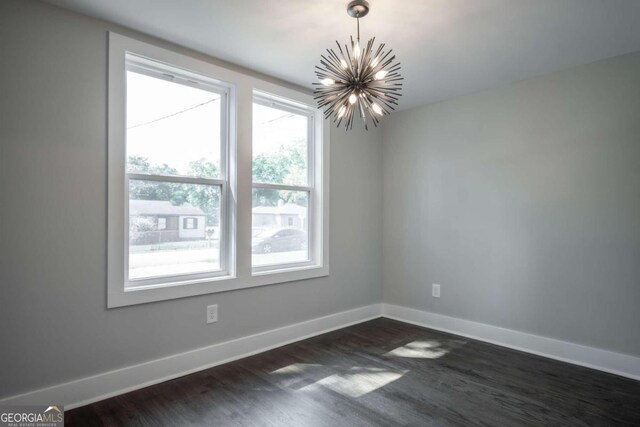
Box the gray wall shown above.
[383,52,640,357]
[0,0,383,398]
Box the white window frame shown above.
[123,54,232,289]
[108,33,329,308]
[252,92,320,274]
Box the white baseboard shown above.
[382,303,640,381]
[3,302,637,411]
[0,304,383,410]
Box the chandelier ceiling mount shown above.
[346,0,369,18]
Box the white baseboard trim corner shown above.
[0,303,383,410]
[382,303,640,381]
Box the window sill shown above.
[108,263,329,308]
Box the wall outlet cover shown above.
[432,284,441,298]
[206,304,218,324]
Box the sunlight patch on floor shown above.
[270,363,323,375]
[300,367,408,398]
[384,340,451,359]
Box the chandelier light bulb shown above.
[313,0,403,130]
[374,70,388,80]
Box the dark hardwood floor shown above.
[66,318,640,426]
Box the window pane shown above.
[126,69,221,178]
[252,189,309,267]
[253,102,308,186]
[129,179,221,281]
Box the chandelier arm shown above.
[350,37,360,76]
[314,84,346,95]
[362,74,402,86]
[370,94,400,105]
[319,92,351,110]
[319,52,344,71]
[323,91,352,112]
[326,49,346,68]
[366,98,393,116]
[316,90,350,102]
[326,48,351,71]
[360,39,374,76]
[372,96,399,105]
[375,50,394,68]
[368,79,403,86]
[368,92,398,111]
[333,42,355,81]
[385,65,403,74]
[369,93,395,110]
[335,41,349,63]
[378,74,402,81]
[378,53,396,67]
[371,43,384,61]
[374,43,387,59]
[317,59,349,81]
[358,99,366,118]
[343,42,354,69]
[322,52,346,75]
[358,94,379,123]
[360,50,394,81]
[369,79,403,86]
[366,88,401,106]
[314,82,347,92]
[340,110,349,129]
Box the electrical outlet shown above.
[432,284,441,298]
[206,304,218,324]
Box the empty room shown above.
[1,0,639,425]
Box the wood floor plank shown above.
[66,318,640,426]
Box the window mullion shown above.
[251,182,312,192]
[127,173,225,186]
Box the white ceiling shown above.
[44,0,640,110]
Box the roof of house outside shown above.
[130,200,205,216]
[252,203,307,217]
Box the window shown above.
[124,54,229,286]
[252,94,316,271]
[108,33,328,308]
[183,217,198,229]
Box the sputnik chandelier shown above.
[313,0,402,130]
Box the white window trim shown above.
[123,54,233,289]
[107,33,329,308]
[251,92,319,273]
